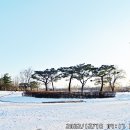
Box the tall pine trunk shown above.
[45,82,48,91]
[100,76,104,92]
[81,82,84,94]
[112,86,115,92]
[112,79,116,92]
[51,81,54,91]
[68,75,73,92]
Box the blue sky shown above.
[0,0,130,84]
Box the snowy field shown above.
[0,91,130,130]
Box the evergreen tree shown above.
[74,63,96,93]
[58,66,76,92]
[30,81,40,91]
[32,68,60,91]
[94,65,115,92]
[2,73,12,90]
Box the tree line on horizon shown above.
[0,63,125,93]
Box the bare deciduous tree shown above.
[19,67,33,84]
[106,67,126,91]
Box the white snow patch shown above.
[0,91,130,130]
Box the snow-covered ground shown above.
[0,91,130,130]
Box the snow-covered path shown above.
[0,91,130,130]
